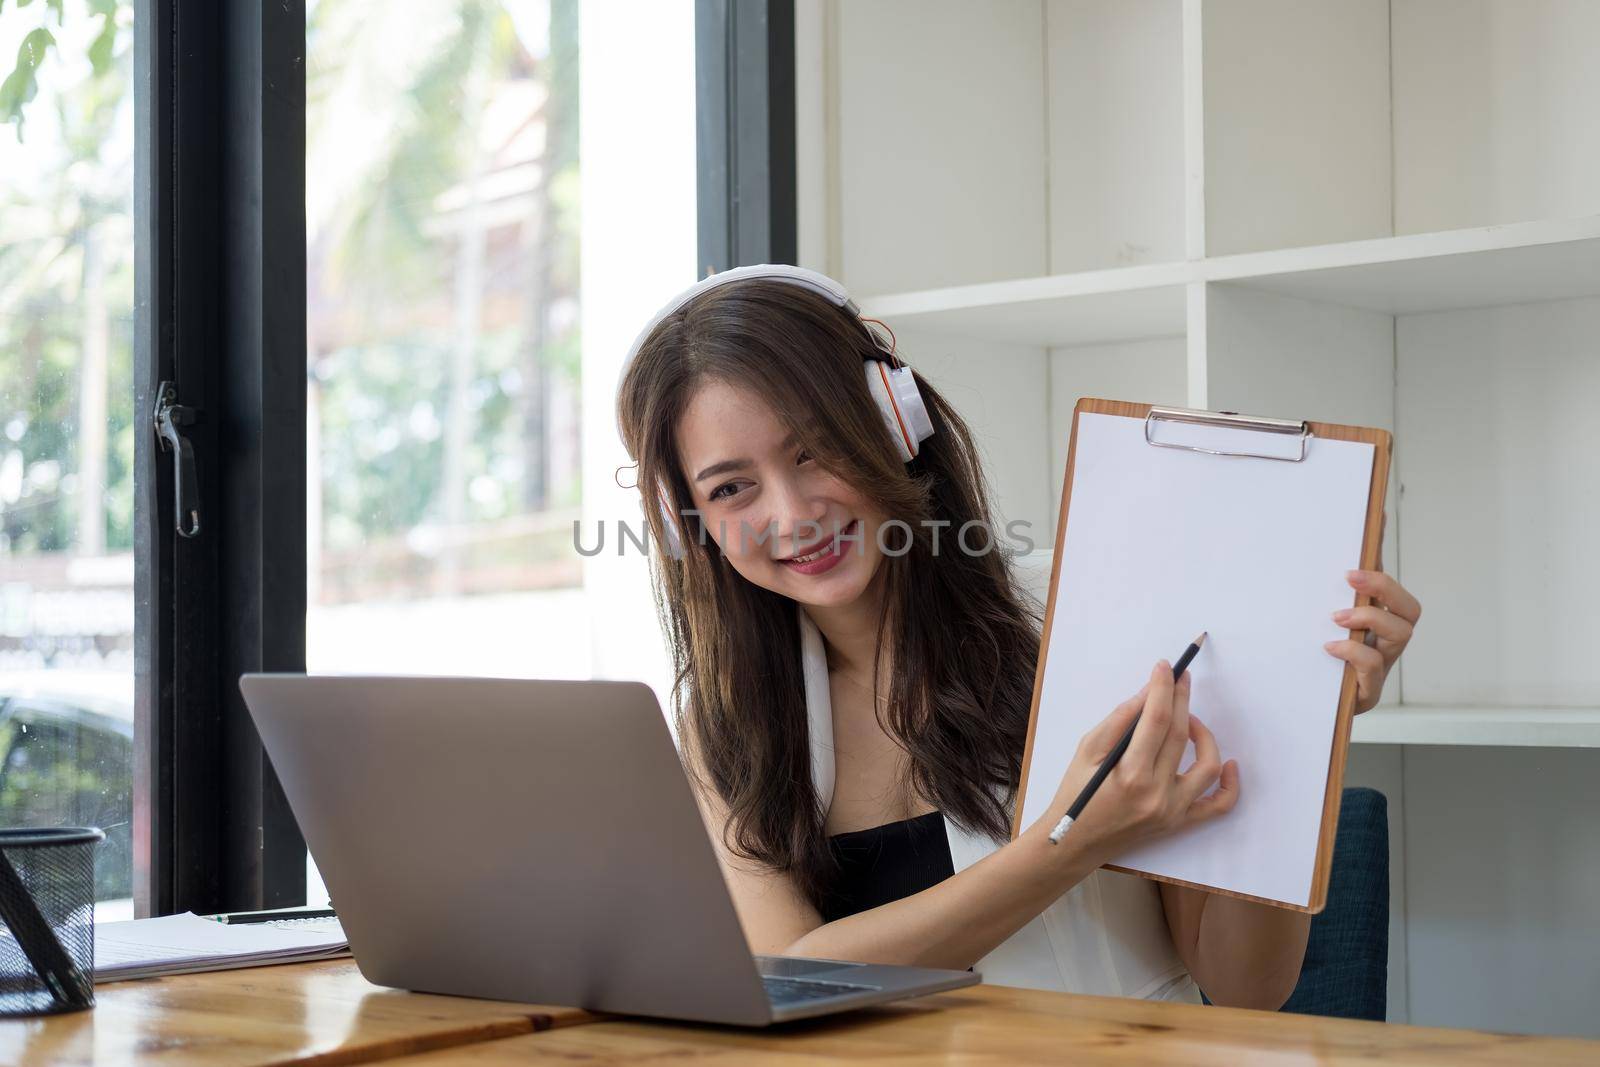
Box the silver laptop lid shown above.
[239,674,773,1025]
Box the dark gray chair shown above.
[1202,786,1390,1020]
[1280,786,1390,1019]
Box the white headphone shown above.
[616,263,936,557]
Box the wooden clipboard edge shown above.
[1100,862,1319,913]
[1303,415,1392,914]
[1010,397,1392,916]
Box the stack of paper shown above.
[94,912,350,983]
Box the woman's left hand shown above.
[1325,566,1421,715]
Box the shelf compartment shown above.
[1201,1,1600,253]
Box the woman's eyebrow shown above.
[693,431,802,482]
[694,458,747,482]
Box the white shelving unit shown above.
[797,0,1600,1038]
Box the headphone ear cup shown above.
[863,360,935,463]
[864,360,914,463]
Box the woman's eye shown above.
[708,481,741,502]
[796,448,814,465]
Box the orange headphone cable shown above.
[875,361,916,458]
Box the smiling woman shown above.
[616,269,1043,914]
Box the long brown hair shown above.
[616,278,1041,908]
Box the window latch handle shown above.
[153,381,202,538]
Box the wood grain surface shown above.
[6,955,1598,1065]
[0,959,595,1067]
[383,982,1600,1066]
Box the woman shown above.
[615,264,1420,1010]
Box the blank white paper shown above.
[1018,411,1375,907]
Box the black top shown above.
[818,810,955,924]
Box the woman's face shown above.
[674,378,890,609]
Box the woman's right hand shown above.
[1029,660,1239,863]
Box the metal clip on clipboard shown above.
[1143,406,1312,463]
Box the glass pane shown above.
[304,0,695,909]
[306,0,586,676]
[307,0,577,906]
[0,1,137,921]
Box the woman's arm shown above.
[684,738,1100,968]
[1160,881,1310,1010]
[724,800,1104,970]
[688,660,1236,970]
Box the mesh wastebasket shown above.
[0,827,102,1016]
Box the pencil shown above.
[1047,632,1208,845]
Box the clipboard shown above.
[1012,398,1392,913]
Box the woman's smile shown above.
[778,519,860,576]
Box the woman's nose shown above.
[768,477,828,552]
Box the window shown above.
[5,0,751,917]
[0,0,137,921]
[304,0,588,680]
[301,0,696,906]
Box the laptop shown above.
[238,674,979,1025]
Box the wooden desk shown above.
[0,959,594,1067]
[9,962,1599,1065]
[386,983,1600,1067]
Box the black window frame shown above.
[133,0,307,916]
[696,0,796,273]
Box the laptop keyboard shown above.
[762,974,878,1006]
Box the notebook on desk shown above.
[1014,399,1391,913]
[93,912,350,983]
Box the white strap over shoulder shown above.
[796,600,1198,1001]
[798,604,835,811]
